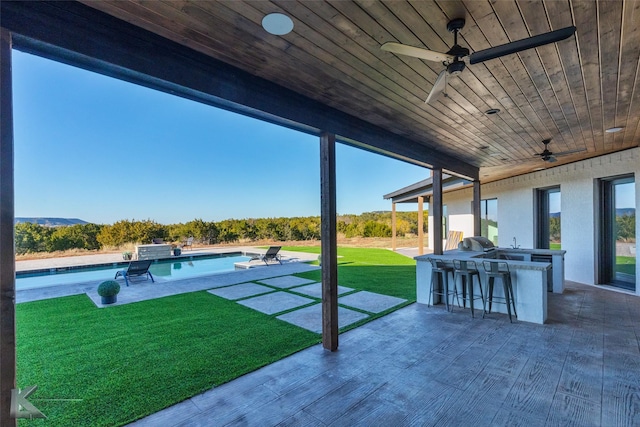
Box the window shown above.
[535,187,561,249]
[480,198,498,245]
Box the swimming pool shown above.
[16,253,252,290]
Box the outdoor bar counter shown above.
[415,247,565,324]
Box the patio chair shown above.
[152,238,164,244]
[115,260,155,286]
[181,237,194,250]
[251,246,283,265]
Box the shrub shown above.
[97,280,121,297]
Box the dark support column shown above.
[432,168,443,255]
[417,196,424,255]
[320,132,338,351]
[473,180,481,236]
[391,202,396,251]
[0,28,17,427]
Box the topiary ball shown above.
[98,280,121,297]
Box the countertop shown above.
[414,247,564,271]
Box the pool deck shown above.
[15,246,318,272]
[15,246,320,304]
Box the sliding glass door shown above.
[599,175,636,290]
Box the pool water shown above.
[16,254,252,290]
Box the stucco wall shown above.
[427,148,640,293]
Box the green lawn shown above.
[16,247,416,426]
[616,255,636,275]
[283,246,417,301]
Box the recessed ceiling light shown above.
[485,108,500,115]
[262,13,294,35]
[605,127,623,133]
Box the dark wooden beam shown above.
[320,132,338,351]
[0,27,17,427]
[417,196,424,256]
[473,180,481,236]
[391,202,396,251]
[0,1,478,180]
[432,168,443,255]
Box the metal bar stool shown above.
[453,259,485,318]
[427,258,458,312]
[481,260,517,323]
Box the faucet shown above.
[512,237,520,249]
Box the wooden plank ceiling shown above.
[80,0,640,182]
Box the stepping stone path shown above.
[288,282,354,298]
[257,276,316,289]
[237,292,314,315]
[208,283,273,300]
[209,275,407,333]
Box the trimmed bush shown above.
[97,280,121,297]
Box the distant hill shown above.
[15,217,89,227]
[550,209,634,218]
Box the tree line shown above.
[14,211,427,255]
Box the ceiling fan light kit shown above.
[381,19,577,105]
[534,139,585,163]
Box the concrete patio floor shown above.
[129,280,640,426]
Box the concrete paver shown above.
[257,276,316,289]
[289,282,354,298]
[276,304,369,333]
[208,283,275,300]
[338,291,407,313]
[237,292,315,315]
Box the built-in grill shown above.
[458,236,496,252]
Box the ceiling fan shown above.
[381,18,576,104]
[534,139,584,163]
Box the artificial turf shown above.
[16,292,319,426]
[284,246,417,301]
[16,247,416,426]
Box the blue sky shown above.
[12,51,430,225]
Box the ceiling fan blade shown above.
[469,26,576,65]
[553,148,586,156]
[381,42,454,63]
[425,70,447,105]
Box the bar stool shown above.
[453,259,485,318]
[482,260,517,323]
[427,258,458,312]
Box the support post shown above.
[0,27,17,427]
[391,202,396,251]
[432,168,443,255]
[473,180,481,236]
[320,132,338,351]
[417,196,424,255]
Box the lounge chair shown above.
[181,237,194,250]
[251,246,283,265]
[115,260,155,286]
